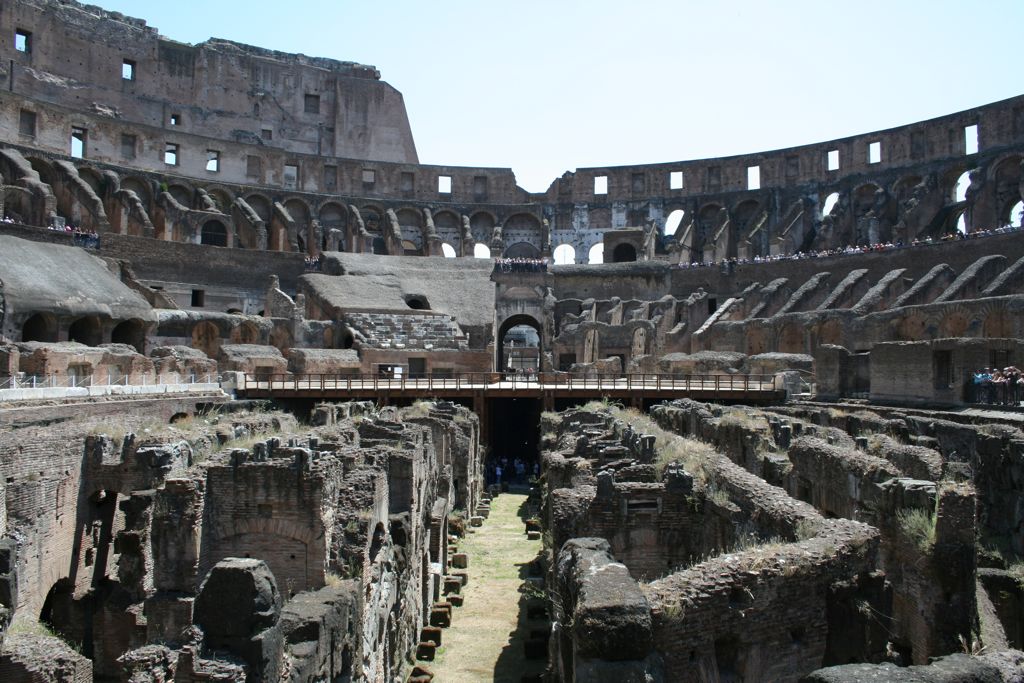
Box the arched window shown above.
[821,192,840,217]
[503,242,540,259]
[553,244,575,265]
[502,324,540,372]
[473,243,491,258]
[612,243,637,262]
[201,220,228,247]
[665,209,685,236]
[441,243,457,258]
[111,319,146,353]
[1009,200,1023,228]
[954,171,971,203]
[22,313,57,343]
[588,243,604,264]
[68,316,103,346]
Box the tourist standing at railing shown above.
[973,368,993,404]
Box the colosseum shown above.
[0,1,1023,681]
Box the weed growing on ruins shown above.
[896,507,936,553]
[655,437,717,484]
[88,422,128,444]
[958,632,986,656]
[8,618,80,652]
[980,423,1024,440]
[660,600,684,622]
[848,409,884,421]
[8,619,60,638]
[405,400,434,419]
[706,485,731,507]
[582,397,621,412]
[448,510,466,537]
[608,406,718,485]
[324,570,347,588]
[1006,560,1024,585]
[223,429,282,452]
[718,410,765,431]
[727,531,788,559]
[520,580,546,601]
[795,518,821,541]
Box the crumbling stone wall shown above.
[0,398,481,682]
[541,400,1019,681]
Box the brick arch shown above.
[358,204,386,232]
[817,319,843,347]
[746,325,769,355]
[270,325,293,353]
[76,166,104,195]
[896,313,926,341]
[776,323,805,354]
[25,156,56,186]
[208,518,320,593]
[433,209,462,252]
[983,309,1015,338]
[244,193,273,222]
[940,311,968,338]
[941,163,974,203]
[191,321,222,358]
[204,186,235,213]
[470,211,497,245]
[121,175,153,207]
[891,174,923,201]
[166,183,193,208]
[987,153,1023,183]
[214,517,320,546]
[230,321,261,344]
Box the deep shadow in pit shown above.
[487,397,541,469]
[492,495,548,683]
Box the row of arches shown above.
[21,313,147,352]
[22,150,1023,263]
[738,307,1019,357]
[656,156,1024,263]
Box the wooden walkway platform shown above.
[235,373,786,404]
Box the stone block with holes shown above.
[420,626,442,647]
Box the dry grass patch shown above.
[609,406,717,484]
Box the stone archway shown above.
[68,316,103,346]
[612,243,638,262]
[201,219,228,247]
[22,312,58,342]
[191,321,222,359]
[111,319,146,353]
[496,314,542,373]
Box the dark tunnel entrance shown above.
[486,397,541,487]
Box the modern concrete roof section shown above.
[0,235,154,321]
[304,252,496,327]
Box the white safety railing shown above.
[0,373,218,390]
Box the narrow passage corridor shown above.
[430,492,546,682]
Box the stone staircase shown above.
[343,312,469,350]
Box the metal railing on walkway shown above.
[0,373,218,390]
[237,372,780,394]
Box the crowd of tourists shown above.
[504,365,538,380]
[44,221,100,249]
[489,456,539,487]
[304,254,324,271]
[674,222,1024,272]
[496,257,548,273]
[971,367,1024,405]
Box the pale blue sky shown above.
[99,1,1023,192]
